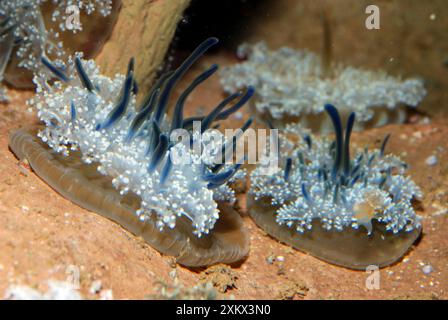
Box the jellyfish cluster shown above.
[7,5,425,269]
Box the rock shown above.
[425,155,438,166]
[95,0,191,96]
[5,280,82,300]
[422,264,433,275]
[199,264,237,293]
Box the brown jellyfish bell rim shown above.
[247,194,421,270]
[9,126,249,267]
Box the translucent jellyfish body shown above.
[248,104,422,269]
[9,38,253,267]
[220,42,426,133]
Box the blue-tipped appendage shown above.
[41,38,254,191]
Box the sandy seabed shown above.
[0,50,447,300]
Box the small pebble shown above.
[266,255,275,264]
[425,155,437,166]
[276,256,285,262]
[169,269,177,279]
[412,131,422,139]
[99,289,113,300]
[233,111,244,120]
[421,117,431,124]
[422,264,433,275]
[89,280,102,294]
